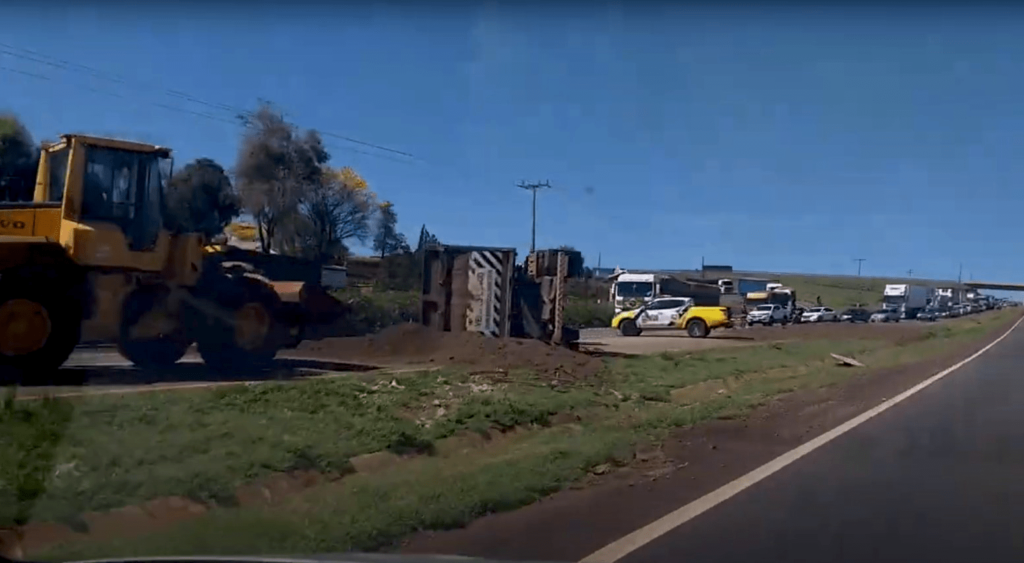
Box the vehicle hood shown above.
[748,310,770,316]
[611,307,643,326]
[59,555,564,563]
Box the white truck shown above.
[934,287,963,309]
[610,272,741,316]
[882,284,932,319]
[610,273,658,313]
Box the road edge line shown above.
[579,313,1024,563]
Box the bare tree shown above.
[234,104,329,253]
[282,166,376,262]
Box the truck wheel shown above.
[117,287,191,368]
[194,275,284,373]
[686,318,709,338]
[619,318,642,337]
[0,277,82,383]
[767,318,775,327]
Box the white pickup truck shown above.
[746,304,787,326]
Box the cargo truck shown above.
[882,284,931,319]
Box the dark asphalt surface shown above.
[622,319,1024,563]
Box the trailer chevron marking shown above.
[467,251,504,337]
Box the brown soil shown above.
[399,312,1022,562]
[297,324,604,380]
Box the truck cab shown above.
[611,273,656,313]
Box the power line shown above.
[0,60,413,165]
[517,180,551,253]
[0,41,415,159]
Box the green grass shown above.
[564,298,615,328]
[20,309,1019,559]
[328,288,419,335]
[778,275,890,309]
[2,367,602,528]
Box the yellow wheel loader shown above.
[0,134,333,381]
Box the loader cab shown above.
[35,134,175,268]
[78,143,170,252]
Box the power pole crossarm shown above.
[517,180,551,253]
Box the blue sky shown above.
[3,3,1023,287]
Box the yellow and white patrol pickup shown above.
[610,297,733,338]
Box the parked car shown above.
[839,307,872,323]
[870,308,901,323]
[747,304,787,326]
[917,308,941,322]
[801,307,837,323]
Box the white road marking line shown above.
[579,313,1024,563]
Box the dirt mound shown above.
[299,324,604,379]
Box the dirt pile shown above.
[298,323,603,379]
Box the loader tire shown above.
[0,274,82,384]
[195,275,284,374]
[117,287,191,368]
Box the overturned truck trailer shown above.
[420,245,582,346]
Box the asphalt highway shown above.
[612,319,1024,563]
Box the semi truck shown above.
[882,284,932,319]
[610,272,744,320]
[934,288,954,308]
[611,273,718,313]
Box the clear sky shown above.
[3,2,1023,286]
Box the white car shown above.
[620,297,694,334]
[801,307,837,323]
[747,304,786,326]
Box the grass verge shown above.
[18,310,1019,559]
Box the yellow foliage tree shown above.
[226,222,258,242]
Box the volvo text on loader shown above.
[0,134,338,382]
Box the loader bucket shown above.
[267,281,352,344]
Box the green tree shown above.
[163,158,240,237]
[0,114,39,202]
[373,201,410,258]
[415,224,440,252]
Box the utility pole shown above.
[958,263,963,284]
[907,269,913,278]
[517,180,551,252]
[853,258,866,276]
